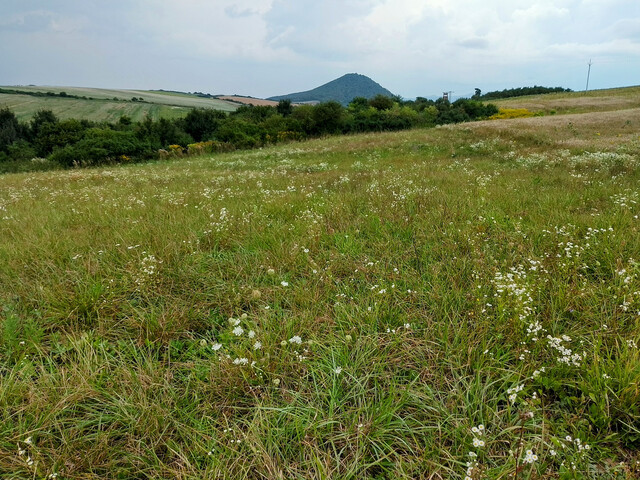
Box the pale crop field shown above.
[1,95,640,479]
[0,86,238,122]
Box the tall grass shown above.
[1,109,640,478]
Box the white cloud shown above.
[512,3,570,21]
[128,0,288,60]
[0,0,639,96]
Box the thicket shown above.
[0,96,497,172]
[478,85,572,100]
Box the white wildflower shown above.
[523,449,538,464]
[232,326,244,336]
[472,438,485,447]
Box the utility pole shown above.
[585,59,592,92]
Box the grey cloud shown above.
[0,11,54,32]
[607,18,640,40]
[224,6,262,18]
[264,0,373,58]
[456,37,489,49]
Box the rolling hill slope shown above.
[0,86,238,122]
[267,73,395,106]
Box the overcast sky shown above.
[1,0,639,99]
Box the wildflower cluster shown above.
[545,435,594,473]
[492,263,539,331]
[522,449,538,464]
[506,383,525,403]
[546,334,584,366]
[464,425,485,479]
[206,207,230,234]
[134,252,161,287]
[15,436,59,478]
[207,314,264,370]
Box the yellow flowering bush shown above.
[276,131,304,143]
[490,108,535,120]
[168,144,184,157]
[187,141,234,155]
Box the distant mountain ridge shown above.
[267,73,395,106]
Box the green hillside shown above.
[268,73,395,106]
[0,86,238,122]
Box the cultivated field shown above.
[217,96,282,107]
[0,86,238,122]
[1,90,640,479]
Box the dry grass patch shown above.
[493,85,640,114]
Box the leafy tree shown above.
[155,118,193,147]
[231,105,276,123]
[0,108,20,152]
[348,97,370,112]
[290,105,316,135]
[276,99,293,117]
[183,108,227,142]
[368,94,394,111]
[312,101,344,135]
[118,115,132,127]
[30,109,58,140]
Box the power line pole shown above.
[585,59,592,92]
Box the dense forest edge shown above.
[0,96,498,173]
[475,85,573,100]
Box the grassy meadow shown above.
[1,91,640,479]
[493,85,640,116]
[0,86,237,122]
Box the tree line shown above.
[0,95,498,172]
[474,86,572,100]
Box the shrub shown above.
[216,119,265,149]
[49,128,153,167]
[35,119,88,157]
[379,106,419,130]
[168,145,185,157]
[276,131,304,143]
[187,140,234,155]
[6,140,36,161]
